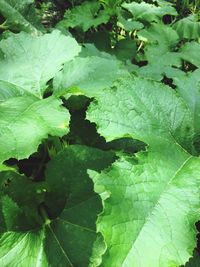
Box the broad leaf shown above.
[57,1,110,32]
[138,23,179,46]
[45,145,115,221]
[86,75,200,266]
[113,38,137,61]
[0,31,81,98]
[53,56,129,98]
[179,42,200,69]
[89,150,200,267]
[87,77,194,151]
[173,15,200,40]
[43,145,115,266]
[0,145,115,266]
[0,0,43,33]
[117,9,144,31]
[122,2,177,23]
[136,24,181,80]
[0,96,69,163]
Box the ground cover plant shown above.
[0,0,200,266]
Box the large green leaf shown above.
[138,23,179,47]
[53,56,129,98]
[0,96,69,163]
[173,15,200,40]
[89,150,200,267]
[57,1,110,32]
[44,145,114,267]
[0,0,43,33]
[86,75,200,266]
[45,145,115,221]
[122,1,177,23]
[0,145,115,266]
[87,77,194,151]
[0,31,81,98]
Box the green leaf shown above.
[165,68,200,136]
[79,43,113,58]
[117,9,144,31]
[136,24,181,80]
[87,77,194,151]
[173,15,200,40]
[138,23,179,46]
[44,145,115,266]
[113,38,137,61]
[179,42,200,68]
[57,1,110,32]
[0,145,115,266]
[0,230,47,267]
[0,96,69,163]
[89,150,200,267]
[0,30,81,98]
[122,2,177,23]
[45,145,115,219]
[86,76,200,266]
[0,171,47,231]
[0,0,44,34]
[0,81,28,102]
[53,56,129,98]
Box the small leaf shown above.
[57,1,110,32]
[179,42,200,69]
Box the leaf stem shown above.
[0,21,9,30]
[137,41,144,52]
[39,203,51,225]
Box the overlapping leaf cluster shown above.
[0,0,200,266]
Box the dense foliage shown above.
[0,0,200,266]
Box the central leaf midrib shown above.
[48,224,74,267]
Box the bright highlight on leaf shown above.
[0,30,81,98]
